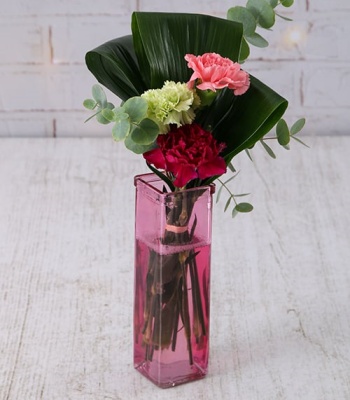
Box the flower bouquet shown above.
[84,0,305,388]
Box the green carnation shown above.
[141,81,200,133]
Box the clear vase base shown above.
[135,360,207,388]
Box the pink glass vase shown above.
[133,173,214,388]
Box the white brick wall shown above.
[0,0,348,137]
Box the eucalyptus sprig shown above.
[216,174,254,218]
[258,117,307,159]
[84,84,159,154]
[227,0,295,62]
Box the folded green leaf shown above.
[132,12,243,88]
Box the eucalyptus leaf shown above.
[233,193,250,197]
[260,139,276,159]
[227,6,257,36]
[291,135,310,148]
[112,119,131,141]
[92,84,107,108]
[123,97,149,123]
[83,99,97,110]
[246,32,269,48]
[124,134,155,154]
[269,0,278,8]
[224,196,232,212]
[216,183,225,203]
[96,112,111,125]
[228,162,236,173]
[275,12,293,22]
[276,118,290,146]
[281,0,294,7]
[290,118,306,135]
[246,0,275,29]
[235,202,254,213]
[130,119,159,145]
[232,207,239,218]
[101,108,116,122]
[245,148,253,161]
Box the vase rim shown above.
[134,173,215,195]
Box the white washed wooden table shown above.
[0,137,349,400]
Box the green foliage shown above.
[281,0,294,7]
[84,85,160,153]
[260,139,276,158]
[86,12,288,164]
[258,117,307,159]
[246,0,275,29]
[217,175,253,218]
[227,0,294,62]
[276,118,290,146]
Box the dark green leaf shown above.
[246,32,269,48]
[83,99,97,110]
[260,139,276,158]
[227,6,257,36]
[86,35,148,101]
[281,0,294,7]
[290,118,306,135]
[276,118,290,145]
[235,202,254,212]
[92,84,107,108]
[132,12,243,88]
[146,162,175,192]
[246,0,275,29]
[213,76,288,164]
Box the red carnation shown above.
[143,124,227,188]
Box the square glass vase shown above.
[133,173,214,388]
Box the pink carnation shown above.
[185,52,250,95]
[143,124,227,188]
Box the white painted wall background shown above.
[0,0,349,137]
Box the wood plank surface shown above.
[0,137,349,399]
